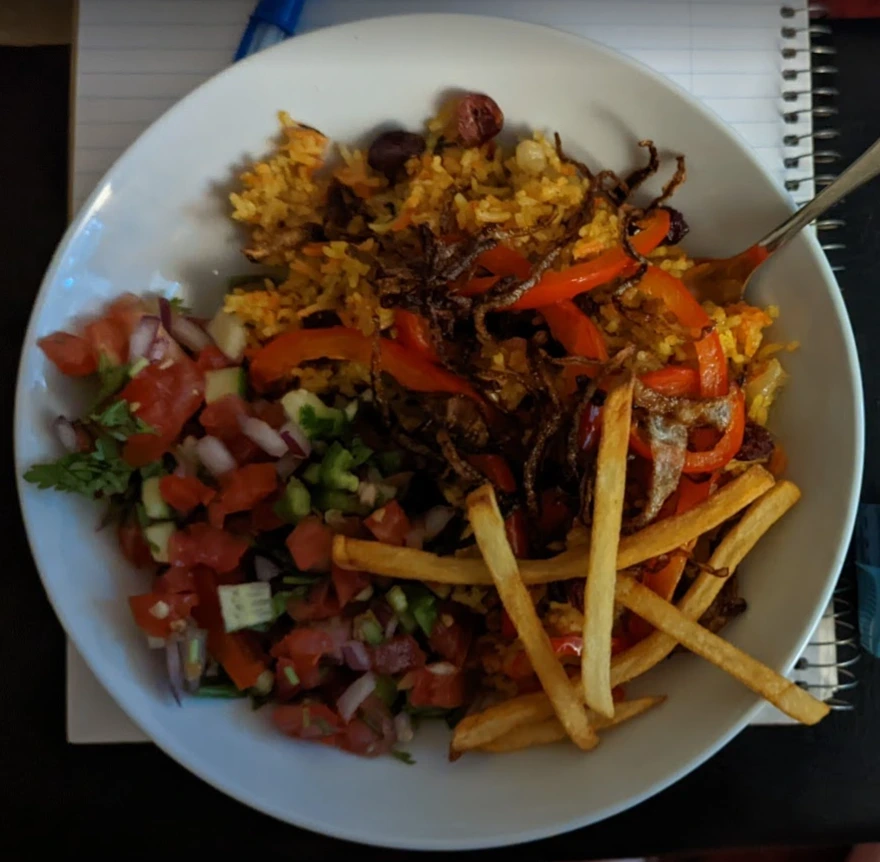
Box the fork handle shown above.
[759,135,880,254]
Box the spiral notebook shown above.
[66,0,857,742]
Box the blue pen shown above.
[234,0,307,61]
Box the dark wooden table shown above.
[3,22,880,859]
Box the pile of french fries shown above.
[332,376,829,755]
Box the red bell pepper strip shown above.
[394,310,440,363]
[249,326,481,401]
[541,300,608,362]
[640,366,701,398]
[475,245,533,280]
[502,634,629,679]
[461,210,671,309]
[630,385,746,474]
[637,266,728,397]
[466,454,529,557]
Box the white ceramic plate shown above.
[15,15,862,850]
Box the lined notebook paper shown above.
[68,0,831,742]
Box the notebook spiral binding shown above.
[780,4,858,710]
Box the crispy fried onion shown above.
[621,140,660,200]
[648,154,687,210]
[633,381,732,430]
[554,132,595,182]
[523,351,564,517]
[621,209,651,268]
[635,414,687,527]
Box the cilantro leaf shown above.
[391,750,416,765]
[89,400,155,441]
[95,354,131,405]
[24,436,134,498]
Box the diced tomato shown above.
[370,634,427,675]
[128,591,198,639]
[159,474,215,514]
[409,665,466,709]
[83,318,128,367]
[287,580,341,623]
[117,519,154,569]
[199,394,251,439]
[273,703,343,743]
[154,566,196,594]
[37,332,98,377]
[250,498,286,533]
[195,345,234,371]
[224,433,264,466]
[271,627,335,689]
[120,356,205,467]
[274,658,302,701]
[428,608,472,667]
[252,399,287,430]
[331,563,371,608]
[168,523,249,573]
[342,694,395,757]
[364,500,411,546]
[192,566,268,689]
[501,609,517,640]
[208,463,278,528]
[286,516,334,572]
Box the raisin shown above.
[455,93,504,147]
[367,130,426,178]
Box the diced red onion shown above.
[158,297,173,332]
[384,615,399,640]
[393,712,414,744]
[240,416,288,458]
[174,435,200,477]
[405,521,427,550]
[279,421,311,458]
[275,452,303,480]
[254,555,281,582]
[128,316,159,362]
[424,506,455,540]
[342,640,372,671]
[165,640,185,705]
[314,618,352,662]
[53,417,79,453]
[196,435,236,477]
[427,661,458,676]
[170,315,212,352]
[337,671,377,722]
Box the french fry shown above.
[611,480,801,686]
[479,696,666,754]
[448,480,802,749]
[582,376,634,718]
[332,465,774,585]
[467,484,598,751]
[451,692,554,753]
[614,574,829,725]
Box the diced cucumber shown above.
[313,488,369,516]
[217,582,273,633]
[319,441,359,492]
[280,389,347,440]
[143,521,176,564]
[343,400,359,422]
[141,476,170,520]
[206,310,248,362]
[387,585,408,614]
[128,357,149,378]
[274,477,311,524]
[205,367,246,404]
[301,463,322,485]
[353,611,384,646]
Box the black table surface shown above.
[4,20,880,860]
